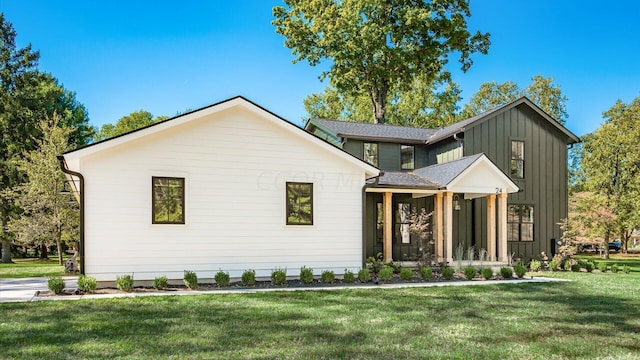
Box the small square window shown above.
[286,182,313,225]
[152,177,185,224]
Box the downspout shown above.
[57,156,85,275]
[362,171,384,267]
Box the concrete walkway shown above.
[0,276,568,303]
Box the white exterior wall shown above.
[75,106,369,281]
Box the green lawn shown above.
[0,258,65,278]
[1,258,639,359]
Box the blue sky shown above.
[2,1,640,136]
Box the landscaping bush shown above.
[571,264,582,272]
[400,267,413,281]
[300,266,314,284]
[420,267,433,280]
[563,261,572,271]
[481,267,493,280]
[343,269,355,283]
[321,270,335,284]
[611,264,619,273]
[47,276,65,294]
[441,266,454,280]
[116,274,134,292]
[548,260,560,272]
[357,268,371,283]
[585,261,595,273]
[598,262,608,273]
[214,270,230,287]
[183,271,198,289]
[514,262,527,278]
[241,269,256,286]
[379,266,394,282]
[529,260,542,272]
[463,266,477,280]
[500,267,513,279]
[153,275,168,290]
[622,265,631,274]
[366,254,383,275]
[77,275,97,292]
[271,268,287,286]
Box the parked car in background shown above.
[609,240,621,252]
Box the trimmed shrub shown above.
[585,261,595,272]
[183,271,198,289]
[622,265,631,274]
[400,267,413,281]
[379,266,394,282]
[300,266,314,284]
[357,268,371,283]
[153,275,168,290]
[563,261,572,271]
[463,266,477,280]
[611,264,619,273]
[548,260,560,272]
[214,270,230,288]
[514,262,527,278]
[420,267,433,280]
[481,267,493,280]
[117,274,134,292]
[571,264,582,272]
[47,276,65,294]
[441,266,455,280]
[77,275,97,292]
[271,268,287,286]
[598,262,608,273]
[529,260,542,272]
[343,269,355,283]
[241,269,256,286]
[500,267,513,279]
[321,270,335,284]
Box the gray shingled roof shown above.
[367,153,484,189]
[311,119,436,143]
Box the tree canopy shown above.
[95,110,168,141]
[273,0,490,124]
[461,75,568,124]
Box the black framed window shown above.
[286,182,313,225]
[364,143,378,167]
[395,203,411,244]
[152,177,185,224]
[401,145,414,170]
[511,141,524,179]
[507,205,534,242]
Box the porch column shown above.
[443,192,453,264]
[434,193,444,262]
[383,192,393,263]
[486,194,496,261]
[497,193,508,262]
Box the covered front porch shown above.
[363,154,519,265]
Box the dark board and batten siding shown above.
[462,105,569,259]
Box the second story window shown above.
[364,143,378,167]
[401,145,414,170]
[511,141,524,179]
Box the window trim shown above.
[507,204,534,242]
[510,140,525,179]
[401,145,415,170]
[286,182,314,226]
[363,142,379,167]
[152,176,186,225]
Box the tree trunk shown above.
[40,242,48,260]
[371,83,389,124]
[603,230,610,260]
[1,205,12,263]
[1,239,11,263]
[56,227,63,265]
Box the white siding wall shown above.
[78,107,367,281]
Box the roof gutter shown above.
[57,156,85,275]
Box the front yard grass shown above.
[0,258,64,278]
[1,257,639,359]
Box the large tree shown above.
[273,0,490,124]
[305,73,461,127]
[95,110,168,141]
[0,13,92,263]
[580,97,640,256]
[462,75,569,124]
[8,116,79,264]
